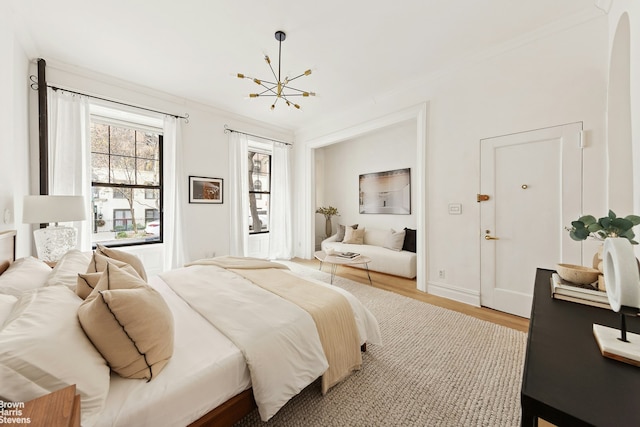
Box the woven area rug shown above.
[234,262,527,427]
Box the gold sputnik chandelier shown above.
[237,31,315,110]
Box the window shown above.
[145,209,159,223]
[248,150,270,234]
[90,119,162,246]
[113,209,133,231]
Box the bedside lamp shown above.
[23,195,87,263]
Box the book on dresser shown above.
[550,273,611,309]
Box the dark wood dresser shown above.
[521,268,640,426]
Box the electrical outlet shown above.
[438,270,445,279]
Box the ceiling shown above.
[8,0,599,132]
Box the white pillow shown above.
[384,228,406,251]
[45,250,92,290]
[0,294,17,328]
[0,257,52,296]
[0,286,110,427]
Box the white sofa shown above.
[321,228,417,279]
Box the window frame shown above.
[90,118,164,248]
[248,147,271,235]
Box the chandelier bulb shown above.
[264,55,271,64]
[236,73,245,79]
[294,104,301,110]
[270,104,276,110]
[253,78,261,85]
[304,69,312,76]
[249,94,259,98]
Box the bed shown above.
[0,230,381,426]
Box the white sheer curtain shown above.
[229,132,249,256]
[268,142,293,259]
[163,116,187,269]
[47,88,92,251]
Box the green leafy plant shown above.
[315,206,340,219]
[567,210,640,244]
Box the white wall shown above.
[19,59,292,268]
[0,4,31,257]
[2,5,619,306]
[315,120,417,247]
[296,13,609,304]
[607,1,640,259]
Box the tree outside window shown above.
[91,121,162,246]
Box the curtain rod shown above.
[224,124,292,146]
[29,76,189,122]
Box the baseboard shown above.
[426,280,481,307]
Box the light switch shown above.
[448,203,462,215]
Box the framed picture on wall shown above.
[359,168,411,214]
[189,176,223,204]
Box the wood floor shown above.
[292,257,530,333]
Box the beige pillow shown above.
[335,224,358,242]
[76,273,102,300]
[78,264,174,381]
[96,244,147,281]
[384,229,406,251]
[86,252,133,273]
[77,262,139,300]
[343,227,365,244]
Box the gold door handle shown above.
[484,235,500,240]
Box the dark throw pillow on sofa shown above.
[403,228,417,253]
[335,224,358,242]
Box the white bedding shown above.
[161,264,329,421]
[95,275,251,427]
[1,251,381,427]
[161,263,382,422]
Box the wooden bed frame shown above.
[0,230,16,266]
[0,229,256,427]
[188,389,256,427]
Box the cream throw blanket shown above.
[186,256,363,393]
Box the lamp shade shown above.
[23,195,87,224]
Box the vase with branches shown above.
[316,206,340,237]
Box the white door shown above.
[480,123,583,318]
